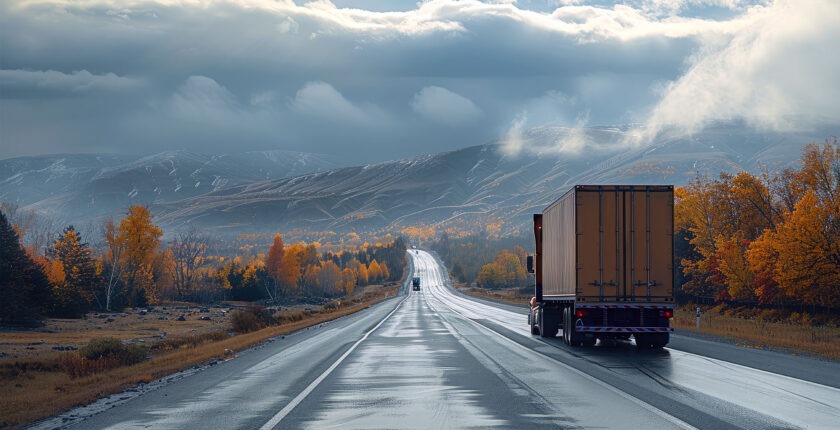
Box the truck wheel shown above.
[528,311,539,335]
[634,334,648,348]
[650,333,669,348]
[540,308,558,338]
[562,308,570,345]
[563,307,582,346]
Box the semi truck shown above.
[527,185,675,348]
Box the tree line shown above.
[430,233,529,287]
[0,206,407,325]
[676,139,840,310]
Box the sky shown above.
[1,0,838,163]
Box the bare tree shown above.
[0,202,35,237]
[102,218,123,311]
[169,227,210,299]
[0,202,53,255]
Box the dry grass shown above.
[0,286,398,429]
[672,307,840,360]
[459,285,531,307]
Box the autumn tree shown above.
[676,139,840,308]
[0,210,51,325]
[340,268,356,295]
[477,262,506,289]
[764,192,840,307]
[476,249,527,289]
[316,261,342,296]
[46,226,99,317]
[367,259,383,283]
[265,233,299,299]
[169,227,210,300]
[116,206,163,307]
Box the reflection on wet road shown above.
[54,250,840,430]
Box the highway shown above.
[37,250,840,429]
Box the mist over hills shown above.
[2,123,835,238]
[0,150,341,227]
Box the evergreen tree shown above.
[0,211,51,326]
[47,226,100,317]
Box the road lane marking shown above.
[259,296,408,430]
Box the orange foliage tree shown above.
[677,139,840,308]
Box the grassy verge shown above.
[0,286,397,429]
[672,306,840,360]
[458,285,530,307]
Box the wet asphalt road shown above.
[39,250,840,429]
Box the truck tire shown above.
[563,307,582,346]
[528,311,540,335]
[540,308,558,338]
[635,333,669,349]
[650,333,669,348]
[634,334,649,348]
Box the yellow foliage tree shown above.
[116,206,163,307]
[770,191,840,307]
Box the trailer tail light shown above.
[659,309,673,318]
[575,309,589,318]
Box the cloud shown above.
[169,75,240,118]
[1,0,834,163]
[642,0,840,141]
[501,113,593,157]
[290,81,380,123]
[411,86,483,125]
[0,69,141,98]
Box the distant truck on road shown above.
[412,277,421,291]
[527,185,675,348]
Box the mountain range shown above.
[2,123,836,238]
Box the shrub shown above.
[278,309,307,323]
[59,337,147,377]
[78,337,146,365]
[230,306,276,333]
[152,330,228,351]
[323,301,341,312]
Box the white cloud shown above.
[0,69,141,97]
[168,75,240,120]
[642,0,840,141]
[290,81,377,123]
[411,86,483,125]
[500,113,527,155]
[2,0,835,162]
[501,114,592,156]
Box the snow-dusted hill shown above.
[152,124,836,236]
[2,123,834,237]
[0,150,341,226]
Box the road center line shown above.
[259,296,408,430]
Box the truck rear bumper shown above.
[575,326,673,332]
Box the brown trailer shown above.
[527,185,675,348]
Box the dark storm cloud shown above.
[0,0,835,162]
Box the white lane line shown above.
[415,251,698,430]
[259,296,408,430]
